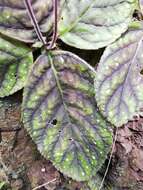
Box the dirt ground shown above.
[0,92,143,190]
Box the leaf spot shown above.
[92,156,96,160]
[51,119,57,125]
[82,172,85,176]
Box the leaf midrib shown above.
[117,35,143,111]
[59,0,133,36]
[105,32,143,125]
[48,53,74,128]
[59,0,96,36]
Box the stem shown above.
[24,0,58,50]
[99,128,118,190]
[47,0,58,49]
[32,178,56,190]
[24,0,47,46]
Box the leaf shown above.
[0,0,53,42]
[0,34,33,97]
[22,50,112,181]
[58,0,136,50]
[95,27,143,127]
[0,182,6,189]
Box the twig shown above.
[32,178,57,190]
[98,128,118,190]
[0,127,21,133]
[0,126,21,144]
[11,129,21,151]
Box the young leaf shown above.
[0,34,33,97]
[0,0,53,42]
[95,27,143,127]
[58,0,136,50]
[22,50,112,181]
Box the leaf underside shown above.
[59,0,136,49]
[0,0,53,42]
[22,50,112,181]
[95,27,143,127]
[0,34,33,97]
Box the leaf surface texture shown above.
[23,50,112,181]
[59,0,136,49]
[95,28,143,126]
[0,34,33,97]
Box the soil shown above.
[0,92,143,190]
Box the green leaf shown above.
[0,0,53,42]
[22,50,112,181]
[95,27,143,127]
[0,182,6,189]
[0,34,33,97]
[58,0,136,50]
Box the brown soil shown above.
[0,93,143,190]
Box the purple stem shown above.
[47,0,58,49]
[24,0,58,50]
[24,0,47,46]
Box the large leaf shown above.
[0,34,33,97]
[22,50,112,181]
[58,0,136,50]
[0,0,53,42]
[95,27,143,127]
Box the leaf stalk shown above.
[24,0,58,50]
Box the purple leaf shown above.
[22,50,112,181]
[95,27,143,127]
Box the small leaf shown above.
[0,34,33,97]
[22,50,112,181]
[58,0,136,49]
[95,27,143,127]
[0,0,53,42]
